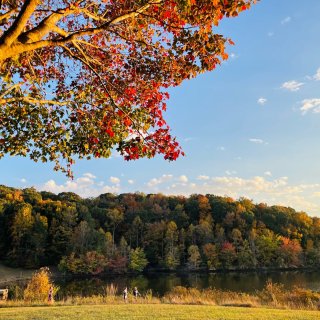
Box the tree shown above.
[59,251,108,275]
[47,203,78,263]
[0,194,50,267]
[197,195,214,244]
[144,221,166,265]
[255,231,280,267]
[187,244,201,269]
[132,215,143,248]
[102,231,113,258]
[129,247,148,272]
[164,221,180,269]
[105,207,124,252]
[219,241,236,269]
[0,0,255,176]
[276,237,303,268]
[22,187,42,205]
[27,213,48,267]
[237,239,255,269]
[24,267,56,302]
[69,220,96,254]
[202,243,219,270]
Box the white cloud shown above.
[77,176,95,185]
[257,97,267,105]
[313,68,320,81]
[20,178,27,183]
[217,146,225,151]
[281,16,291,25]
[300,98,320,114]
[110,176,120,184]
[83,172,96,179]
[41,173,120,197]
[166,175,320,216]
[178,175,188,183]
[281,80,304,92]
[147,174,173,187]
[128,179,134,185]
[38,173,320,216]
[197,175,210,181]
[225,170,237,176]
[249,138,264,144]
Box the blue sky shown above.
[2,0,320,216]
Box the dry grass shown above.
[257,281,320,310]
[162,282,320,311]
[2,280,320,311]
[163,286,259,307]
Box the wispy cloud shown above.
[128,179,134,185]
[281,16,291,25]
[313,68,320,81]
[264,171,272,177]
[281,80,304,91]
[20,178,27,183]
[217,146,225,151]
[300,98,320,114]
[197,175,210,181]
[110,176,120,184]
[249,138,264,144]
[257,97,267,105]
[183,137,194,142]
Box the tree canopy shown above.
[0,0,255,176]
[1,185,319,271]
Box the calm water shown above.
[54,271,320,298]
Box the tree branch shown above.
[0,82,22,98]
[0,0,163,60]
[18,7,73,43]
[0,7,17,23]
[61,44,146,142]
[0,97,71,105]
[0,0,39,46]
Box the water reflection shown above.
[54,271,320,298]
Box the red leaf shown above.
[105,128,115,137]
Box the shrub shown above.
[23,267,57,302]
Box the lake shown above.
[53,270,320,298]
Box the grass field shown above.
[0,304,319,320]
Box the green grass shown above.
[0,304,319,320]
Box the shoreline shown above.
[1,261,319,285]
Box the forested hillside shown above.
[0,185,319,274]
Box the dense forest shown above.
[0,185,320,274]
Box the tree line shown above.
[0,185,320,274]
